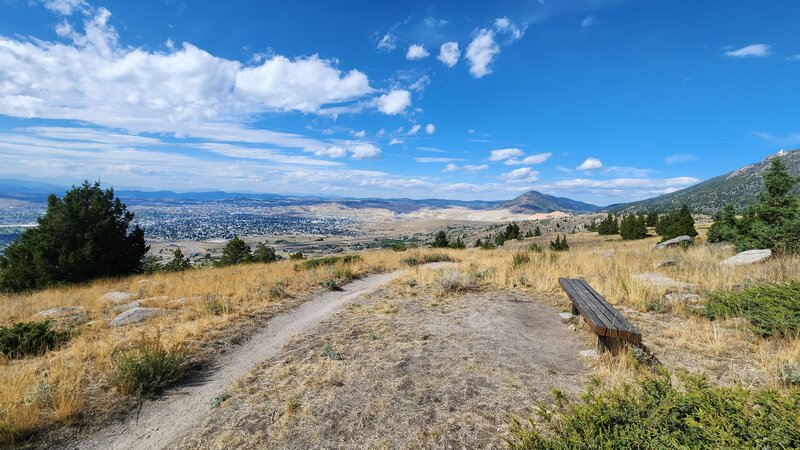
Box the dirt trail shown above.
[75,267,436,450]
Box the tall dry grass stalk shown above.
[0,249,463,442]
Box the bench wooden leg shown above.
[597,335,626,355]
[571,304,579,316]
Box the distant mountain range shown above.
[4,149,797,215]
[498,190,600,213]
[609,149,800,214]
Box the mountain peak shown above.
[499,190,599,214]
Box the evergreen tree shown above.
[586,219,598,232]
[533,226,542,236]
[707,204,739,243]
[252,242,279,263]
[597,213,619,235]
[432,230,450,248]
[163,248,192,272]
[656,205,698,242]
[449,236,466,249]
[620,214,648,240]
[141,256,162,275]
[0,181,147,292]
[474,238,483,248]
[219,236,252,266]
[549,235,569,251]
[525,229,534,238]
[646,211,659,227]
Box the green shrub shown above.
[656,204,698,242]
[508,372,800,449]
[699,282,800,338]
[402,252,454,266]
[289,252,304,260]
[218,236,252,266]
[203,295,233,316]
[163,248,192,272]
[529,243,542,253]
[512,253,531,268]
[111,332,187,397]
[268,280,289,299]
[252,242,279,263]
[0,321,70,359]
[431,230,450,248]
[322,279,341,291]
[296,254,362,270]
[597,213,619,235]
[549,235,569,251]
[436,268,477,294]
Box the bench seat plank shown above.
[558,277,642,345]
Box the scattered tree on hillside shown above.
[655,204,697,242]
[449,236,466,249]
[525,229,534,238]
[432,230,450,248]
[646,211,659,227]
[495,222,522,246]
[533,226,542,236]
[710,158,800,253]
[549,235,569,251]
[619,214,648,240]
[163,248,192,272]
[219,236,252,266]
[597,213,619,235]
[141,256,162,275]
[0,181,148,292]
[252,242,279,263]
[586,219,598,232]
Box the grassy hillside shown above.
[610,149,800,213]
[499,190,599,213]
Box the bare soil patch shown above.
[173,285,590,449]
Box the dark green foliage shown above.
[619,214,648,240]
[549,235,569,251]
[529,243,542,253]
[218,236,252,266]
[431,230,450,248]
[289,252,304,260]
[646,210,659,227]
[524,229,534,238]
[449,236,466,249]
[390,242,408,252]
[252,242,279,263]
[707,204,739,243]
[495,222,522,246]
[655,204,698,242]
[0,181,148,292]
[475,236,496,250]
[511,253,531,268]
[163,249,191,272]
[586,219,598,232]
[596,213,619,235]
[508,372,800,449]
[141,256,162,275]
[711,159,800,253]
[533,226,542,237]
[401,253,454,266]
[296,254,362,270]
[111,333,187,397]
[0,321,70,359]
[699,282,800,338]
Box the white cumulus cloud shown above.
[502,167,539,182]
[577,157,603,171]
[437,41,460,67]
[489,148,524,161]
[406,44,430,60]
[373,89,411,115]
[466,29,500,78]
[425,123,436,135]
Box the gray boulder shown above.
[109,307,165,327]
[100,291,137,304]
[634,273,695,290]
[655,235,693,249]
[721,249,772,266]
[33,306,85,319]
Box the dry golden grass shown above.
[0,249,466,443]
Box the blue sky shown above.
[0,0,798,205]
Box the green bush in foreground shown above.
[508,373,800,449]
[699,281,800,338]
[0,321,70,359]
[296,254,362,270]
[111,333,187,397]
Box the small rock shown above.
[579,349,598,359]
[33,306,85,320]
[721,249,772,266]
[665,293,701,303]
[100,291,137,304]
[634,273,695,290]
[168,296,203,307]
[602,251,616,258]
[655,259,677,268]
[559,312,579,324]
[655,235,693,249]
[109,307,165,327]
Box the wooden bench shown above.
[558,277,642,353]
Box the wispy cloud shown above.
[725,44,771,58]
[664,153,697,165]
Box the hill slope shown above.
[609,149,800,213]
[499,190,600,213]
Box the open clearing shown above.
[171,277,590,449]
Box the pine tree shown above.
[549,235,569,251]
[219,236,252,266]
[656,205,698,242]
[533,226,542,236]
[0,181,148,292]
[432,230,450,248]
[620,214,647,240]
[164,248,192,272]
[525,229,534,238]
[707,204,738,243]
[597,213,619,235]
[252,242,279,263]
[646,211,659,227]
[449,236,466,249]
